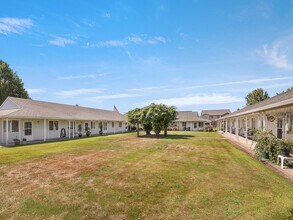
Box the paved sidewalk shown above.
[221,132,293,182]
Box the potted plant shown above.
[78,124,83,137]
[13,138,21,146]
[85,127,91,137]
[254,130,272,160]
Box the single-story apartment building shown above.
[0,97,128,146]
[217,89,293,146]
[172,111,210,131]
[201,109,231,127]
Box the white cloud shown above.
[127,35,166,45]
[55,88,104,98]
[87,40,127,48]
[257,34,293,70]
[0,17,32,35]
[182,76,293,90]
[87,93,142,101]
[258,44,293,70]
[103,12,111,18]
[57,74,97,80]
[128,86,167,92]
[142,93,243,107]
[87,35,166,48]
[27,88,46,94]
[49,36,76,47]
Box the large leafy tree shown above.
[146,103,164,136]
[245,88,269,106]
[139,106,153,135]
[126,108,141,137]
[127,104,177,137]
[0,60,30,104]
[161,105,177,136]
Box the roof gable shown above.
[0,97,20,110]
[176,111,209,122]
[201,109,231,116]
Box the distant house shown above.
[201,109,231,127]
[0,97,128,146]
[173,111,210,131]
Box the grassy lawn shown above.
[0,131,292,219]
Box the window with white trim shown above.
[24,122,32,136]
[119,122,122,127]
[49,121,58,131]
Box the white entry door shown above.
[23,121,33,141]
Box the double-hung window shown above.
[49,121,58,131]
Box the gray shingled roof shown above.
[221,89,293,119]
[176,111,209,122]
[0,97,126,121]
[201,109,231,116]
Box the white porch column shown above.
[225,120,228,133]
[19,119,22,142]
[68,120,71,139]
[114,121,116,134]
[73,120,75,138]
[44,119,47,141]
[236,118,239,140]
[245,116,248,144]
[1,119,4,145]
[6,119,8,145]
[263,113,266,131]
[229,120,232,134]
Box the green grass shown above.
[0,131,292,219]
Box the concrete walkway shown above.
[220,132,293,182]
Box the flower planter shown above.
[261,152,269,159]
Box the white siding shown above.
[0,118,127,145]
[177,121,205,131]
[0,119,3,145]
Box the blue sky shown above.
[1,0,293,113]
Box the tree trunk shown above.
[155,130,160,138]
[146,130,151,135]
[164,129,167,136]
[136,122,140,137]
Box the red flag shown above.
[114,105,120,113]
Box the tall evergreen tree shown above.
[245,88,269,106]
[0,60,30,104]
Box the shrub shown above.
[205,125,214,132]
[254,130,282,163]
[281,139,293,156]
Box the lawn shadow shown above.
[138,134,194,140]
